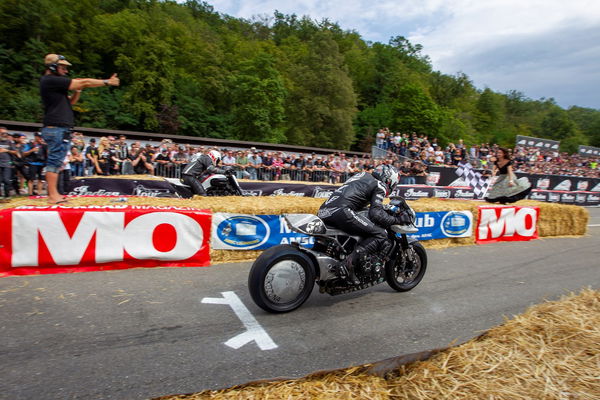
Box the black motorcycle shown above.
[248,198,427,313]
[201,171,244,196]
[166,170,244,198]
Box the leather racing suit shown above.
[181,154,227,196]
[317,171,410,282]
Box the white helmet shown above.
[372,164,399,194]
[208,150,221,165]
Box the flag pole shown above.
[479,180,491,199]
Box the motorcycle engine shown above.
[356,254,384,283]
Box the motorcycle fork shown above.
[398,233,410,250]
[389,233,414,270]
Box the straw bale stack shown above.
[517,200,589,237]
[154,288,600,400]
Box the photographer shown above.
[40,53,119,203]
[131,146,154,175]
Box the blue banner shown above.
[407,211,473,241]
[211,211,472,250]
[211,213,314,250]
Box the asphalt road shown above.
[1,208,599,400]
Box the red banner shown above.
[0,205,212,277]
[476,205,540,244]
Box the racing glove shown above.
[394,211,413,225]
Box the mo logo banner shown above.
[0,206,212,277]
[476,206,539,244]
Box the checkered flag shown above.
[455,161,490,198]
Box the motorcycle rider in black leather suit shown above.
[181,149,229,196]
[317,164,411,285]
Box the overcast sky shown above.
[209,0,600,110]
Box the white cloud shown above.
[209,0,600,109]
[409,0,600,108]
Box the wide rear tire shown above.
[248,245,316,313]
[386,241,427,292]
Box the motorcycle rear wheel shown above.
[248,245,316,313]
[385,241,427,292]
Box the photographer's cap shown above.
[44,54,72,67]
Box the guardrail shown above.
[121,163,358,184]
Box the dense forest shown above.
[1,0,599,152]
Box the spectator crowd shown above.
[0,125,598,200]
[374,127,599,179]
[0,127,389,199]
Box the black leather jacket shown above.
[318,171,400,228]
[181,154,225,177]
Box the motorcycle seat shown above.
[323,225,363,241]
[324,227,349,236]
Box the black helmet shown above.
[372,164,399,194]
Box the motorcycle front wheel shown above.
[385,241,427,292]
[248,245,316,313]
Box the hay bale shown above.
[153,288,600,400]
[385,287,600,399]
[211,250,263,265]
[518,200,589,237]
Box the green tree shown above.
[567,106,600,147]
[539,108,577,141]
[391,84,442,136]
[229,52,286,143]
[474,88,506,140]
[283,32,357,149]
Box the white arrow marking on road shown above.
[202,291,278,350]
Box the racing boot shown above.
[343,247,364,286]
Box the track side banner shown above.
[212,211,473,251]
[476,206,540,244]
[0,206,212,277]
[408,211,473,241]
[211,213,314,250]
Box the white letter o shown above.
[515,208,537,237]
[123,213,203,260]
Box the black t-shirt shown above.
[24,142,47,164]
[85,145,98,163]
[400,166,412,175]
[40,74,73,127]
[99,148,111,163]
[155,153,171,162]
[293,158,306,168]
[495,160,511,175]
[109,148,120,165]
